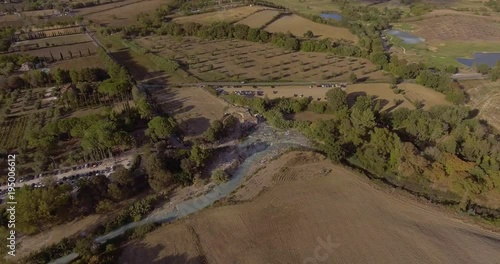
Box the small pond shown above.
[456,52,500,67]
[320,12,343,21]
[386,29,424,44]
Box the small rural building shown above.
[60,83,76,94]
[336,83,347,90]
[19,62,33,71]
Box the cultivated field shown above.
[265,0,341,15]
[51,55,103,70]
[12,42,97,60]
[75,0,145,16]
[136,37,384,82]
[403,9,500,23]
[0,14,20,22]
[463,80,500,131]
[93,34,196,83]
[235,9,281,28]
[264,14,358,42]
[149,87,229,138]
[119,151,500,264]
[172,5,265,24]
[0,14,22,27]
[0,116,29,150]
[11,34,92,51]
[21,9,59,17]
[83,0,165,27]
[36,27,83,36]
[411,15,500,42]
[14,26,84,42]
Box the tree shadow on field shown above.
[385,100,404,113]
[161,254,207,264]
[347,91,367,107]
[174,105,195,115]
[468,108,480,119]
[110,50,150,80]
[143,71,171,85]
[357,76,369,83]
[180,117,211,137]
[119,240,206,264]
[374,98,389,109]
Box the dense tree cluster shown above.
[146,116,177,142]
[14,182,72,234]
[0,54,39,77]
[416,71,467,104]
[203,116,238,143]
[97,48,133,97]
[385,56,467,104]
[29,110,136,170]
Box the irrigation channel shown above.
[50,123,312,264]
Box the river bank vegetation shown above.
[224,90,500,220]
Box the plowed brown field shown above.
[120,151,500,264]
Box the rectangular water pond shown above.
[456,52,500,67]
[320,13,343,21]
[386,29,424,44]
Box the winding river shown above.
[50,124,312,264]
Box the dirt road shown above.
[0,154,134,192]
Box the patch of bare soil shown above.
[232,151,331,201]
[120,151,500,264]
[15,215,104,259]
[150,87,229,138]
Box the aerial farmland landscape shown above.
[0,0,500,263]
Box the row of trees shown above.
[1,67,109,91]
[119,15,362,57]
[97,48,133,97]
[476,62,500,81]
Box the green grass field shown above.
[387,33,500,68]
[392,23,416,31]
